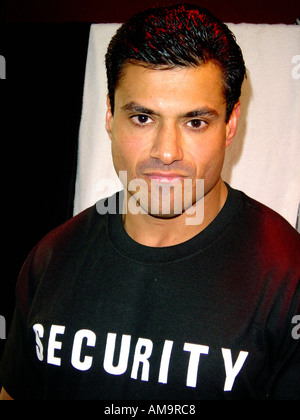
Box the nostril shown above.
[150,128,184,165]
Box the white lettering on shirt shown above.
[183,343,209,387]
[71,329,97,371]
[33,323,249,392]
[33,323,44,361]
[131,337,153,381]
[221,348,249,391]
[103,333,131,375]
[158,340,173,384]
[47,325,65,366]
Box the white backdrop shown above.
[74,23,300,228]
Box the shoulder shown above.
[238,191,300,265]
[18,203,109,286]
[35,204,103,257]
[15,201,112,316]
[28,190,124,270]
[241,192,299,239]
[35,190,124,254]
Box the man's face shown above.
[106,61,239,218]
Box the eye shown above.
[131,114,153,126]
[186,119,207,130]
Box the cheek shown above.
[111,130,144,179]
[192,135,227,180]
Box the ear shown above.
[105,94,113,140]
[225,102,240,147]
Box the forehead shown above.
[115,62,226,114]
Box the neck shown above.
[122,179,228,247]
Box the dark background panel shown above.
[0,22,91,367]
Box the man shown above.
[1,4,299,400]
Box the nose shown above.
[150,121,184,165]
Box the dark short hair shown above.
[105,3,246,122]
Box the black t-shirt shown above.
[1,185,299,400]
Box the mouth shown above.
[143,171,188,184]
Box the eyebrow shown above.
[182,108,220,119]
[121,102,159,116]
[121,101,220,119]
